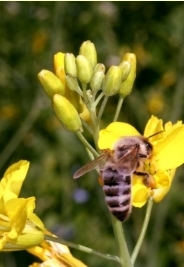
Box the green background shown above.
[1,2,184,267]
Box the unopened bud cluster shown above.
[38,40,137,133]
[64,40,136,98]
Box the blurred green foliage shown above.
[1,2,184,267]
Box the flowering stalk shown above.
[111,215,133,267]
[131,198,153,264]
[37,40,184,267]
[37,41,139,267]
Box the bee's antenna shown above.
[147,130,164,139]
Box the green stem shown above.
[76,131,99,158]
[82,83,98,133]
[44,235,120,264]
[97,95,109,122]
[131,198,153,265]
[94,91,104,107]
[82,120,93,135]
[113,96,124,122]
[111,215,133,267]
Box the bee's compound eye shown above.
[145,141,152,152]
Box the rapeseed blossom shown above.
[0,160,45,251]
[98,115,184,207]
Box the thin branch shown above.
[113,96,124,122]
[131,198,153,264]
[76,131,99,158]
[45,235,120,264]
[97,95,108,122]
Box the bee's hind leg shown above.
[133,171,156,188]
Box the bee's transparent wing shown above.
[73,151,111,179]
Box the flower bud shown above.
[102,66,124,96]
[2,227,45,251]
[53,94,82,132]
[76,55,93,84]
[64,53,77,78]
[119,53,136,97]
[65,89,84,113]
[93,63,106,73]
[38,70,65,99]
[119,61,131,81]
[66,75,83,96]
[90,63,105,92]
[90,70,105,92]
[54,52,65,72]
[79,40,97,69]
[53,52,66,87]
[55,67,66,88]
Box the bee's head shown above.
[114,136,153,159]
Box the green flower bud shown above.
[66,75,83,96]
[119,61,131,82]
[119,53,136,97]
[90,64,105,92]
[93,63,105,73]
[90,70,105,92]
[76,55,93,84]
[64,53,77,78]
[102,66,124,96]
[79,40,97,69]
[38,70,65,99]
[53,94,82,132]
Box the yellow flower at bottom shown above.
[0,160,45,251]
[98,115,184,207]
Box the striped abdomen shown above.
[102,167,132,222]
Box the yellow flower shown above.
[98,115,184,207]
[2,161,88,266]
[28,237,88,267]
[0,160,45,251]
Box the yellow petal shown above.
[0,160,30,202]
[98,122,140,149]
[27,245,49,262]
[0,199,5,215]
[144,115,164,139]
[61,253,88,267]
[55,67,67,88]
[132,182,149,207]
[154,125,184,170]
[152,187,170,203]
[5,197,35,236]
[28,213,45,230]
[165,120,182,132]
[152,169,175,202]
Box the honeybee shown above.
[73,136,153,222]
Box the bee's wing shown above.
[73,151,111,179]
[116,144,139,174]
